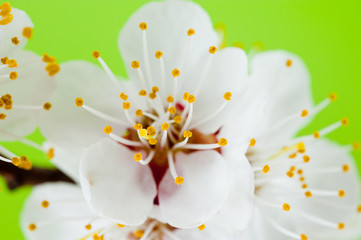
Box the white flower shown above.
[39,0,260,230]
[0,3,57,169]
[21,182,237,240]
[238,50,360,240]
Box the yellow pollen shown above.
[43,102,52,111]
[46,148,54,160]
[162,123,169,131]
[134,123,143,130]
[303,155,310,163]
[117,224,125,228]
[167,95,174,103]
[123,102,131,110]
[300,234,308,240]
[0,99,4,108]
[198,224,206,231]
[290,166,296,171]
[75,97,84,107]
[42,53,56,63]
[187,95,196,104]
[298,148,305,154]
[11,37,19,45]
[11,157,20,166]
[338,190,345,197]
[139,22,147,30]
[341,118,349,126]
[85,224,92,230]
[249,138,256,147]
[8,71,17,80]
[338,223,345,230]
[139,129,147,137]
[134,153,142,162]
[8,59,18,68]
[300,177,305,181]
[0,14,13,25]
[262,164,270,174]
[183,130,192,138]
[289,153,297,158]
[313,131,320,139]
[168,106,176,114]
[297,169,303,175]
[155,50,163,59]
[92,50,100,59]
[28,223,36,231]
[0,113,6,120]
[139,90,147,96]
[149,92,157,100]
[103,125,113,135]
[131,60,140,69]
[93,233,104,240]
[183,92,189,101]
[174,115,182,124]
[209,46,217,54]
[149,138,158,145]
[175,176,184,185]
[1,57,8,64]
[187,28,195,36]
[135,109,143,117]
[353,142,360,150]
[22,27,33,39]
[342,164,349,172]
[134,230,144,238]
[119,92,128,101]
[329,92,337,102]
[218,138,227,146]
[46,63,60,76]
[13,156,32,170]
[305,191,312,198]
[152,86,159,93]
[357,205,361,213]
[172,68,180,78]
[286,171,294,178]
[301,109,308,117]
[223,92,232,101]
[0,3,11,16]
[147,126,156,136]
[286,59,292,67]
[302,184,308,189]
[41,200,49,208]
[298,142,305,150]
[282,203,291,211]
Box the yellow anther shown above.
[149,138,157,145]
[166,95,174,103]
[187,28,195,36]
[0,3,12,16]
[198,224,206,231]
[46,148,54,160]
[139,129,147,137]
[139,22,147,30]
[123,102,131,110]
[168,106,176,114]
[297,169,303,175]
[353,142,360,150]
[134,123,143,130]
[9,71,17,80]
[218,138,227,146]
[131,60,140,69]
[8,59,18,68]
[46,63,60,76]
[301,109,308,117]
[175,176,184,185]
[338,223,345,230]
[43,102,52,111]
[183,92,189,101]
[134,153,142,162]
[135,109,143,117]
[303,155,310,163]
[286,59,292,67]
[85,224,92,230]
[147,126,156,136]
[1,57,8,64]
[342,164,349,172]
[289,153,297,158]
[42,53,56,63]
[22,27,33,39]
[338,190,345,197]
[286,171,294,178]
[282,203,291,211]
[302,184,308,189]
[41,200,49,208]
[305,191,312,198]
[92,50,100,59]
[0,14,13,25]
[262,165,270,174]
[298,148,306,154]
[357,205,361,213]
[183,130,192,138]
[298,142,305,150]
[0,99,4,108]
[155,50,163,59]
[290,166,296,172]
[300,234,308,240]
[11,157,20,166]
[341,118,349,126]
[120,92,128,101]
[300,177,305,181]
[0,113,6,120]
[152,86,159,93]
[11,37,19,45]
[117,224,125,228]
[223,92,232,101]
[103,125,113,135]
[93,233,104,240]
[209,46,217,54]
[187,95,196,104]
[18,156,32,170]
[139,89,147,96]
[149,92,157,100]
[28,223,36,231]
[162,123,169,131]
[75,97,84,107]
[172,68,180,78]
[249,138,256,147]
[329,92,337,102]
[174,115,182,124]
[313,131,320,139]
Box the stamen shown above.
[139,151,155,165]
[139,22,153,87]
[22,27,33,39]
[167,152,183,185]
[43,53,56,63]
[198,224,206,231]
[45,63,60,76]
[182,138,227,150]
[11,37,19,45]
[194,46,216,95]
[155,50,166,94]
[104,125,143,147]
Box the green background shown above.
[1,0,361,239]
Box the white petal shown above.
[80,138,157,225]
[158,150,230,228]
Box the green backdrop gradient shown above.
[1,0,360,239]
